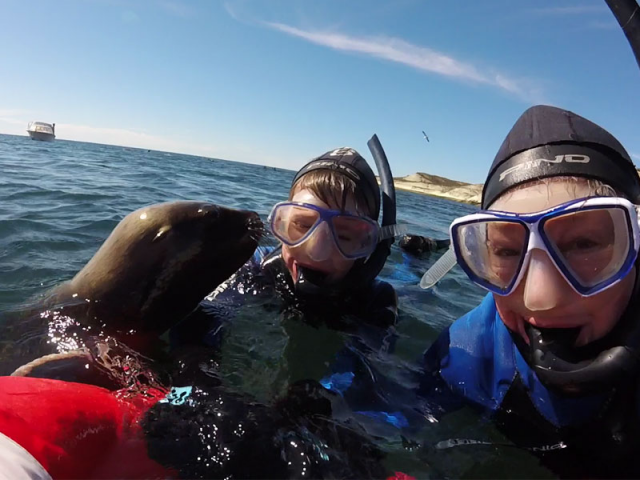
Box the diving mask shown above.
[268,202,404,261]
[421,196,640,297]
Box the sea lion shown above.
[47,201,261,334]
[2,200,263,376]
[399,233,450,256]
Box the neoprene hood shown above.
[482,105,640,208]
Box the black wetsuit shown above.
[155,247,403,479]
[171,246,398,350]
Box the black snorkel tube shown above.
[368,134,397,229]
[606,0,640,70]
[352,134,398,286]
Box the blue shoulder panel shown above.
[435,293,608,427]
[439,293,517,411]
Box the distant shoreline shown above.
[379,172,483,205]
[393,182,481,205]
[0,133,482,203]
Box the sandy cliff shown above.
[389,168,640,206]
[391,173,483,205]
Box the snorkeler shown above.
[418,105,640,478]
[171,137,403,350]
[259,141,401,325]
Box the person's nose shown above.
[522,249,572,311]
[303,221,336,262]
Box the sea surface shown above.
[0,134,556,478]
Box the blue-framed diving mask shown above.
[268,202,404,261]
[422,196,640,297]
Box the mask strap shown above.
[379,224,408,240]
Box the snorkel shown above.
[512,304,640,396]
[292,135,398,298]
[353,134,397,285]
[606,0,640,70]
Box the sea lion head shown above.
[53,201,263,336]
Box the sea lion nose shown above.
[245,211,262,226]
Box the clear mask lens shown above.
[330,215,378,257]
[270,202,408,260]
[270,203,380,259]
[455,220,528,292]
[271,204,321,245]
[304,221,335,262]
[541,207,631,288]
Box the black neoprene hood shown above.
[291,147,381,220]
[482,105,640,209]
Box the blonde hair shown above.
[491,176,621,208]
[290,170,376,218]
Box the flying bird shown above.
[422,130,430,142]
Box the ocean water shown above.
[0,133,555,478]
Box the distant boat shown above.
[27,121,55,142]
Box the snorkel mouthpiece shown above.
[295,266,332,297]
[516,321,639,396]
[526,323,583,363]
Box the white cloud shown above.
[265,22,542,102]
[55,122,290,167]
[0,108,32,118]
[0,117,27,127]
[223,1,241,22]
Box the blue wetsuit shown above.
[420,293,640,478]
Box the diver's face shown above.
[490,181,636,347]
[281,188,356,284]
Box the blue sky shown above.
[0,0,638,183]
